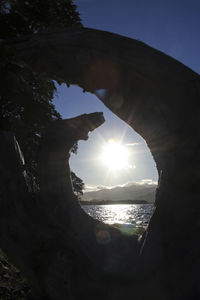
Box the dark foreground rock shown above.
[0,249,30,300]
[0,113,139,300]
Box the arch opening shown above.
[53,83,158,233]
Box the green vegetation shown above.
[0,0,83,193]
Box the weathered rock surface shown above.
[1,27,200,299]
[0,113,139,300]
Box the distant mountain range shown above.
[81,182,157,204]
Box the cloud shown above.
[126,143,141,147]
[84,179,157,193]
[137,179,158,185]
[84,183,125,193]
[84,184,108,192]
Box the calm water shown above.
[82,204,154,227]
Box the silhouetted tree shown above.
[71,171,85,198]
[0,0,84,194]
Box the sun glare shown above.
[100,139,129,170]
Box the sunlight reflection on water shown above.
[82,204,154,227]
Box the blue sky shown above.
[53,0,200,187]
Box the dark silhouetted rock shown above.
[0,113,138,300]
[1,28,200,299]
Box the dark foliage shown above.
[71,171,85,197]
[0,0,84,194]
[0,0,82,38]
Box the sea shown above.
[82,204,154,228]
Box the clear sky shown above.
[53,0,200,188]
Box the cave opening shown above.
[53,83,158,232]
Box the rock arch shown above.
[1,28,200,299]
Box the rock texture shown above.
[1,27,200,299]
[0,113,138,300]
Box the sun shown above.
[100,139,129,170]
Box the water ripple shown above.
[82,204,154,227]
